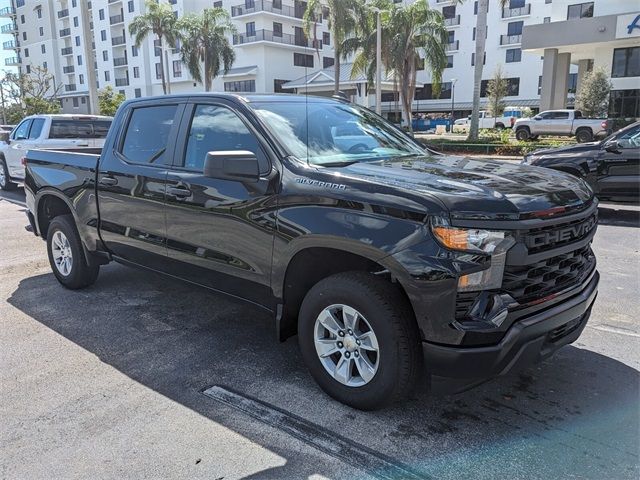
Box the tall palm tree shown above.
[129,0,178,95]
[303,0,359,94]
[177,8,236,92]
[385,0,448,132]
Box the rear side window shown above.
[50,119,112,139]
[121,105,179,165]
[28,118,46,139]
[550,112,570,120]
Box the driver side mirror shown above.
[203,150,260,183]
[604,140,621,154]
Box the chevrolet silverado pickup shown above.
[24,94,599,410]
[514,109,610,143]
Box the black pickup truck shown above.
[24,94,599,410]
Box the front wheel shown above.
[0,159,16,191]
[576,129,593,143]
[298,272,422,410]
[515,128,530,141]
[47,215,100,289]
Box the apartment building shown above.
[1,0,332,113]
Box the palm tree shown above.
[176,8,236,92]
[129,0,178,95]
[385,0,448,132]
[303,0,359,94]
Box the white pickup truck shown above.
[0,114,112,190]
[453,108,526,133]
[514,110,610,143]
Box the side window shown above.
[28,118,46,139]
[617,127,640,149]
[183,104,268,173]
[121,105,179,164]
[12,120,32,140]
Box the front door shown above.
[163,101,278,307]
[97,100,185,270]
[5,118,44,179]
[596,124,640,201]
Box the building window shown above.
[474,1,488,15]
[103,50,108,61]
[472,26,487,41]
[73,16,79,27]
[507,21,523,36]
[323,31,330,46]
[224,80,256,92]
[101,30,107,41]
[132,45,139,57]
[481,77,520,96]
[77,55,82,65]
[128,1,134,13]
[415,83,452,100]
[105,71,110,81]
[133,66,140,78]
[294,53,314,67]
[135,88,142,98]
[543,17,551,23]
[36,8,42,18]
[446,55,453,68]
[24,48,28,57]
[323,56,334,68]
[545,0,552,3]
[154,39,161,57]
[505,48,521,63]
[567,2,594,20]
[155,63,163,79]
[79,74,84,84]
[246,22,256,36]
[39,26,44,36]
[23,32,27,41]
[99,9,105,20]
[273,22,282,37]
[274,79,290,93]
[471,52,486,66]
[612,47,640,78]
[508,0,525,8]
[73,98,79,108]
[214,1,223,7]
[82,97,86,104]
[173,60,182,77]
[609,89,640,118]
[43,61,47,69]
[41,44,46,54]
[20,14,24,24]
[568,73,577,93]
[75,36,81,46]
[25,65,31,74]
[72,0,77,7]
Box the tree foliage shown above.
[129,0,178,95]
[486,65,507,121]
[1,66,61,123]
[575,67,612,118]
[97,86,126,117]
[177,8,236,91]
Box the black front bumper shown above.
[423,270,599,379]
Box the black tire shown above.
[46,214,99,289]
[576,129,593,143]
[515,128,530,141]
[298,271,422,410]
[495,123,505,130]
[0,158,16,191]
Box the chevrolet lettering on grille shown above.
[525,216,597,249]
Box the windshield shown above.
[251,101,425,166]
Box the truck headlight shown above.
[431,220,515,291]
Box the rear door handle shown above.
[167,186,191,198]
[99,176,118,186]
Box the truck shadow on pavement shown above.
[8,266,640,480]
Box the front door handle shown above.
[167,186,191,198]
[99,176,118,186]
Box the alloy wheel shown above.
[51,230,73,276]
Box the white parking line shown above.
[588,325,640,338]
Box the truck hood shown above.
[333,155,593,219]
[529,141,601,158]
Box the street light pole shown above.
[450,78,457,133]
[375,9,381,115]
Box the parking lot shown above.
[1,188,639,479]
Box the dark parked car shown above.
[24,94,599,410]
[523,122,640,203]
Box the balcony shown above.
[113,57,127,67]
[59,28,71,37]
[2,40,19,50]
[58,9,69,19]
[231,0,306,20]
[502,3,531,18]
[63,65,75,73]
[115,78,129,86]
[445,40,459,52]
[500,34,522,45]
[108,0,122,3]
[233,29,318,48]
[111,36,126,46]
[61,46,73,55]
[110,14,124,25]
[65,84,77,92]
[4,56,20,66]
[444,15,460,27]
[0,6,16,17]
[0,23,17,34]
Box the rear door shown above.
[596,124,640,201]
[97,100,185,270]
[162,100,277,306]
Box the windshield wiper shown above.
[318,161,360,167]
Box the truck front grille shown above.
[522,212,597,255]
[502,244,595,304]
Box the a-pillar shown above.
[540,48,572,111]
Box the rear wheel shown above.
[576,129,593,143]
[495,123,505,130]
[515,128,530,141]
[0,159,16,191]
[298,272,422,410]
[47,215,99,289]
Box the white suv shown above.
[0,114,112,190]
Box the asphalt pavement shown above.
[1,188,639,480]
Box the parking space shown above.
[1,190,638,479]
